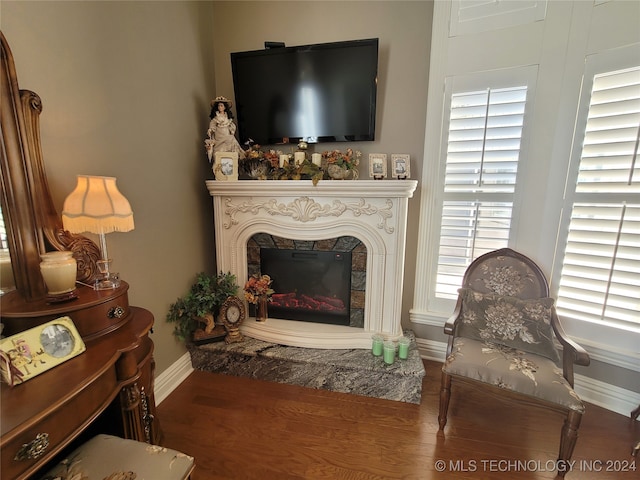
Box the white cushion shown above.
[40,434,194,480]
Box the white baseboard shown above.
[153,342,639,418]
[573,373,640,418]
[416,336,448,362]
[416,338,640,417]
[154,352,193,405]
[569,336,639,372]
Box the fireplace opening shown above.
[260,248,352,326]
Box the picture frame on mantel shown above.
[213,151,239,181]
[391,154,411,179]
[369,153,387,180]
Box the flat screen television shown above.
[230,38,379,146]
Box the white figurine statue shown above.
[205,96,246,162]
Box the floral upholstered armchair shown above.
[438,248,590,477]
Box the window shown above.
[436,86,528,298]
[556,66,640,331]
[0,208,7,250]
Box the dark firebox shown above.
[260,248,352,326]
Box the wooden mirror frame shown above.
[1,31,100,302]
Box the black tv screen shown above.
[230,38,379,145]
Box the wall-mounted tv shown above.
[230,38,379,146]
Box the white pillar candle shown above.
[311,153,322,167]
[294,151,305,166]
[40,251,77,295]
[279,154,289,168]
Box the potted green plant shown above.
[166,271,238,342]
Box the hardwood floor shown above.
[157,360,638,480]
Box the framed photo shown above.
[369,153,387,179]
[391,154,411,179]
[0,316,86,387]
[213,151,239,181]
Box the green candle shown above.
[398,336,410,360]
[371,334,383,356]
[383,341,396,365]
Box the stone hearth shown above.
[188,331,426,404]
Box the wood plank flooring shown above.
[157,359,638,479]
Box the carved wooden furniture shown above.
[0,31,163,479]
[1,284,161,479]
[1,32,101,303]
[438,248,590,477]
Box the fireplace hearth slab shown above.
[187,331,425,404]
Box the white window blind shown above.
[0,208,7,251]
[436,86,527,298]
[556,66,640,329]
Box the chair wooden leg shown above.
[438,372,452,431]
[633,405,640,457]
[557,409,582,477]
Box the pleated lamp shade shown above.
[62,175,134,234]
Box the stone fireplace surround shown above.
[206,179,418,349]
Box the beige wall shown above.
[1,1,433,375]
[210,0,432,335]
[2,0,218,374]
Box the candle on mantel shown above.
[311,153,322,167]
[279,154,289,168]
[294,151,305,166]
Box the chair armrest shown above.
[551,309,590,386]
[444,297,463,336]
[552,310,590,366]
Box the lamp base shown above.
[95,258,120,290]
[94,274,121,290]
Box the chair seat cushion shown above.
[443,337,584,413]
[40,434,194,480]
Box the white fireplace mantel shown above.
[206,179,418,349]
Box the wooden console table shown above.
[0,282,161,480]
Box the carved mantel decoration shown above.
[221,196,396,233]
[206,179,418,349]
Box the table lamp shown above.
[62,175,134,290]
